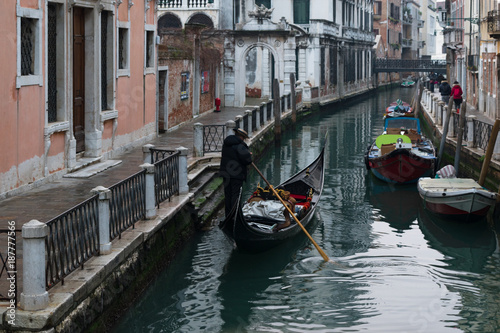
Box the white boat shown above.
[417,177,498,222]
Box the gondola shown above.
[219,147,325,253]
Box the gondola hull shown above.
[219,148,325,253]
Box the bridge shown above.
[374,59,447,73]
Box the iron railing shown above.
[473,119,493,151]
[243,113,249,132]
[487,10,500,37]
[259,104,265,127]
[203,125,225,153]
[150,148,177,164]
[154,152,180,206]
[251,109,257,132]
[0,228,19,305]
[109,170,146,240]
[266,101,273,121]
[374,58,447,73]
[46,195,100,289]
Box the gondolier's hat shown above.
[234,128,249,139]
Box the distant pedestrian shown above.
[450,81,463,112]
[439,79,451,104]
[219,128,253,218]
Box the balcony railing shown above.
[402,39,413,48]
[418,19,424,28]
[418,40,425,48]
[487,10,500,38]
[158,0,217,9]
[443,27,463,45]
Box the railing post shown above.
[91,186,112,255]
[140,163,157,219]
[143,144,154,164]
[245,110,252,135]
[438,101,445,126]
[226,120,236,137]
[255,106,261,131]
[176,147,189,194]
[449,113,456,137]
[466,115,476,148]
[21,220,49,311]
[193,122,204,157]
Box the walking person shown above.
[219,128,253,218]
[450,81,463,113]
[439,79,452,104]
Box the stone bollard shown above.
[143,144,154,164]
[91,186,112,255]
[226,120,236,137]
[140,163,157,219]
[177,147,189,194]
[449,112,456,136]
[245,110,253,136]
[255,106,261,131]
[466,115,476,148]
[437,101,445,126]
[193,123,204,158]
[21,220,49,311]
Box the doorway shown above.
[158,69,168,132]
[73,7,85,153]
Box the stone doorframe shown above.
[231,36,295,107]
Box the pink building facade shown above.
[1,0,158,196]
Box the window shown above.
[293,0,310,24]
[145,28,155,71]
[117,21,130,76]
[101,11,114,110]
[329,47,337,85]
[256,0,271,8]
[201,71,209,94]
[181,72,189,100]
[17,6,43,88]
[47,3,66,122]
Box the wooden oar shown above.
[251,162,331,262]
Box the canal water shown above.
[112,88,500,333]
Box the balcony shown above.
[158,0,217,9]
[418,40,425,48]
[402,38,413,48]
[443,27,463,46]
[487,10,500,39]
[417,19,424,28]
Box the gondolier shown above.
[219,128,253,218]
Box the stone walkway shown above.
[0,107,250,228]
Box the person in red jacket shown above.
[450,81,463,112]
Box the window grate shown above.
[101,13,108,110]
[47,5,57,122]
[21,18,34,76]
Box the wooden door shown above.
[73,7,85,153]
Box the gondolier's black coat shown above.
[219,135,253,217]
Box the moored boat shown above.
[417,177,498,222]
[219,147,325,252]
[385,100,413,118]
[401,80,415,87]
[364,116,437,184]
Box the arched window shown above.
[186,13,214,29]
[157,13,182,33]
